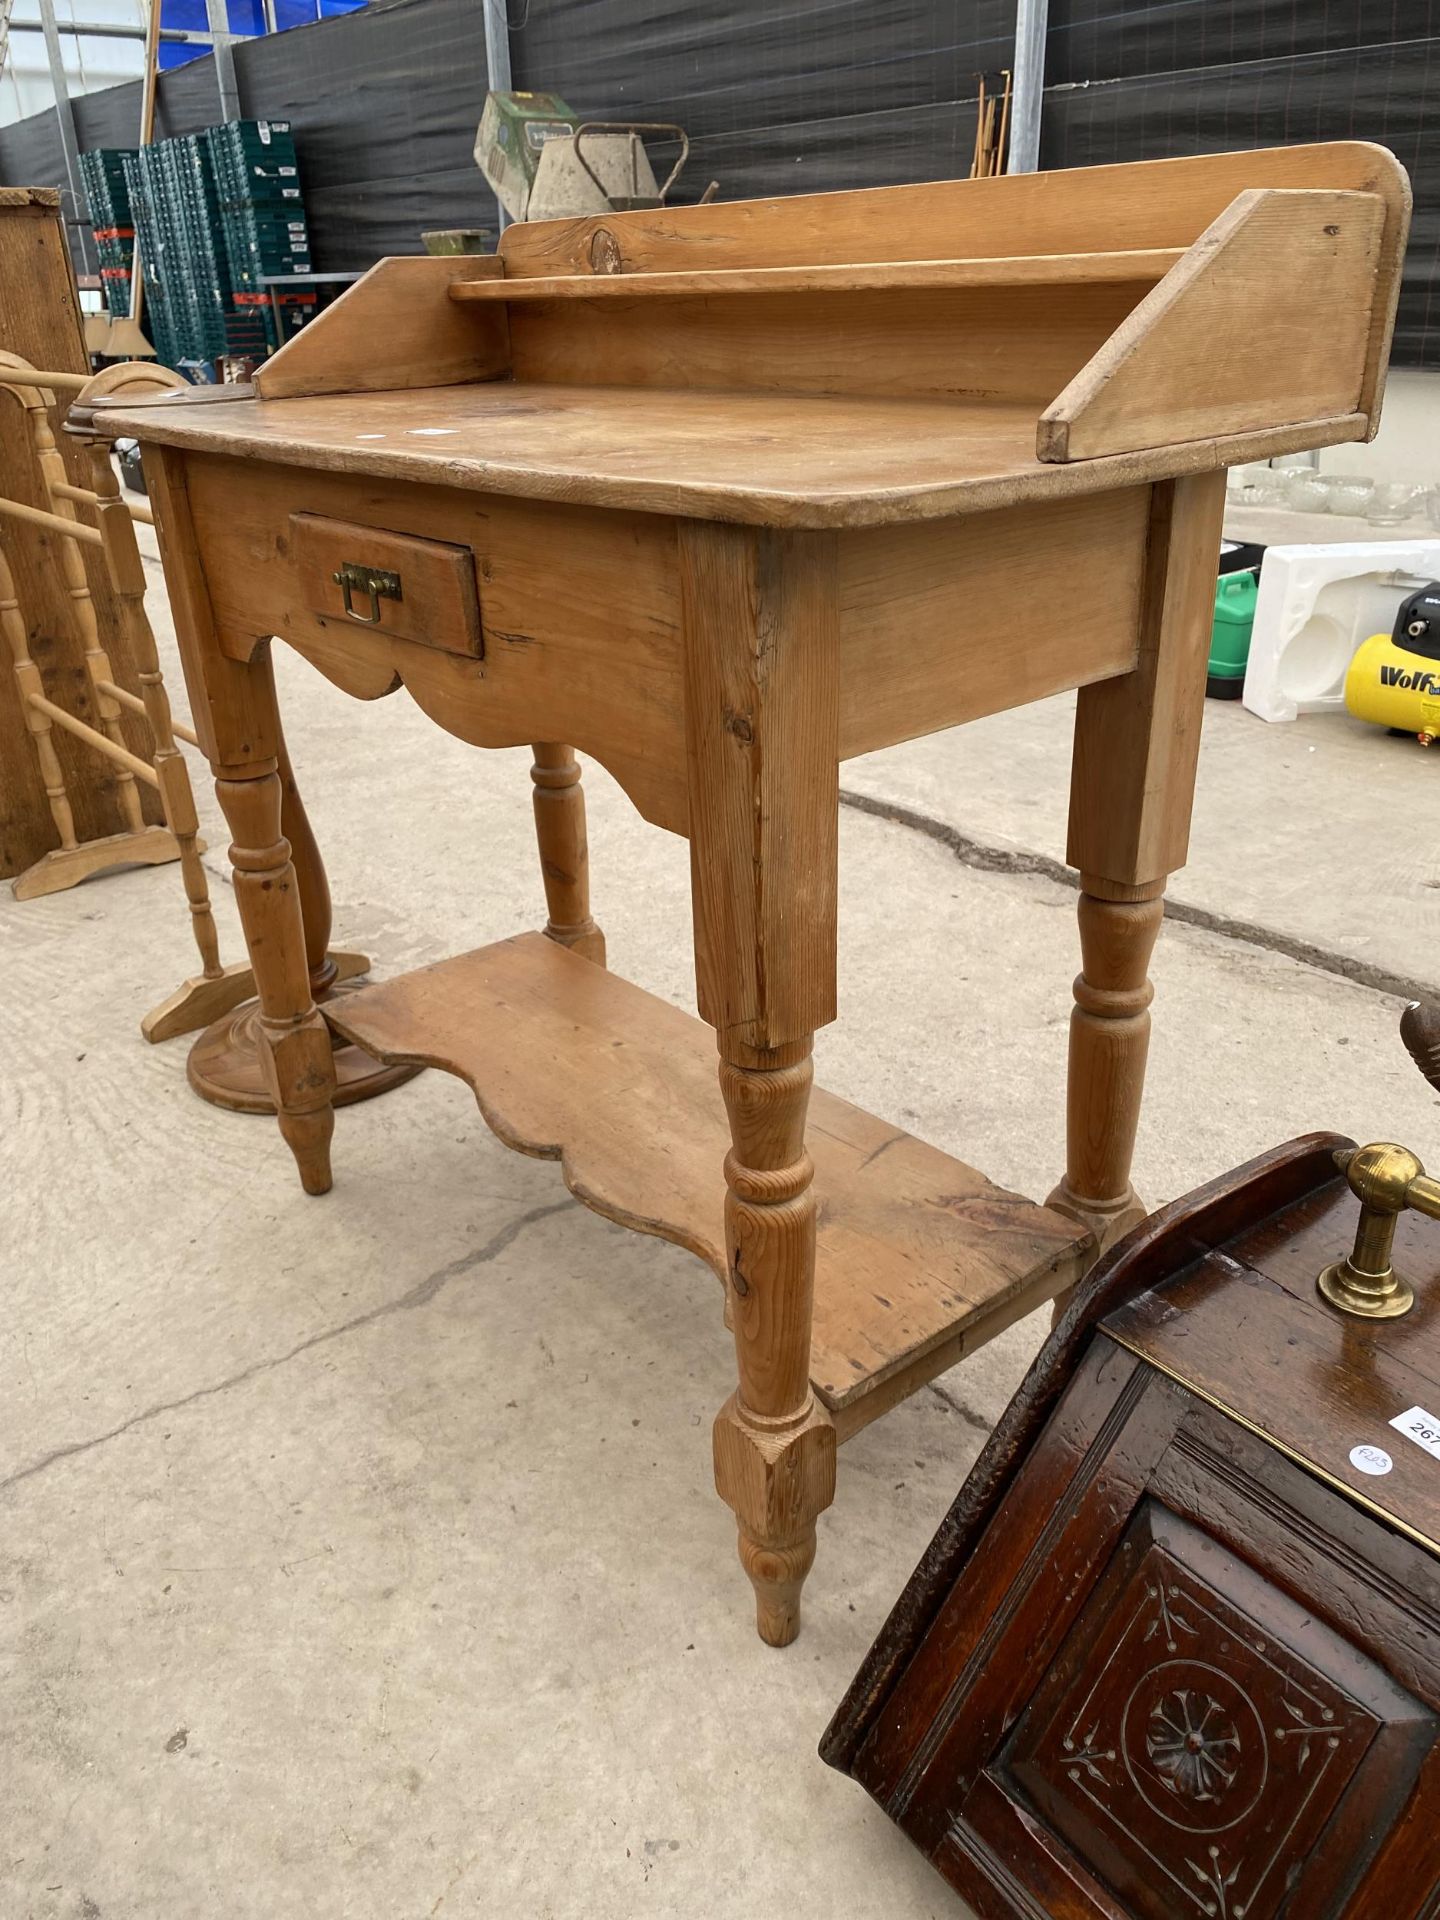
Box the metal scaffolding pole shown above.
[1007,0,1048,175]
[482,0,512,231]
[9,19,207,41]
[35,0,92,271]
[203,0,240,121]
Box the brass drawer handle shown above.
[332,561,402,625]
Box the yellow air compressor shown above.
[1345,582,1440,746]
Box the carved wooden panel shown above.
[1005,1502,1432,1919]
[827,1146,1440,1919]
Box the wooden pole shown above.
[129,0,162,331]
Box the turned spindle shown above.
[713,1040,837,1646]
[214,767,337,1194]
[530,742,606,965]
[86,442,222,981]
[25,389,145,832]
[1046,880,1165,1252]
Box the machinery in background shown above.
[475,90,716,223]
[1345,580,1440,745]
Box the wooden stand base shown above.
[11,823,185,901]
[186,956,419,1114]
[327,933,1093,1439]
[142,960,258,1046]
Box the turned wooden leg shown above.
[214,755,336,1195]
[186,725,417,1114]
[714,1038,836,1646]
[680,517,841,1644]
[1046,879,1164,1253]
[1048,470,1225,1289]
[530,742,606,964]
[86,444,222,982]
[142,445,409,1111]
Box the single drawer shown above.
[291,512,483,656]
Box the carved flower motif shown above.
[1146,1689,1241,1802]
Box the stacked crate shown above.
[208,119,312,351]
[120,121,313,375]
[121,151,183,370]
[80,148,139,320]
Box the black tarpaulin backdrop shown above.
[1,0,1434,364]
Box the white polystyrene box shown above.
[1243,540,1440,723]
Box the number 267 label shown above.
[1390,1405,1440,1460]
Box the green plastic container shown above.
[1207,569,1259,700]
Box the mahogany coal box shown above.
[824,1130,1440,1919]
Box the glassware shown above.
[1323,474,1376,517]
[1367,482,1425,525]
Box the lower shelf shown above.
[327,934,1093,1441]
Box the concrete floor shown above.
[5,521,1440,1920]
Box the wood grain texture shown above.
[143,449,286,776]
[497,141,1409,434]
[1040,189,1385,461]
[1047,886,1164,1257]
[324,932,1091,1433]
[1107,1182,1440,1556]
[99,382,1368,531]
[253,254,511,401]
[713,1042,835,1645]
[450,251,1184,301]
[500,142,1404,277]
[530,744,605,963]
[163,457,1156,823]
[1067,472,1227,887]
[0,203,163,876]
[837,489,1147,754]
[1045,472,1226,1272]
[179,452,687,831]
[85,439,222,989]
[505,281,1147,406]
[680,520,839,1051]
[823,1134,1350,1773]
[291,511,482,657]
[208,674,336,1196]
[824,1138,1440,1916]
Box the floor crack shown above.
[839,788,1438,1006]
[0,1200,572,1496]
[925,1378,995,1438]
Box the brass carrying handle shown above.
[1318,1143,1440,1320]
[1317,1003,1440,1318]
[332,561,401,626]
